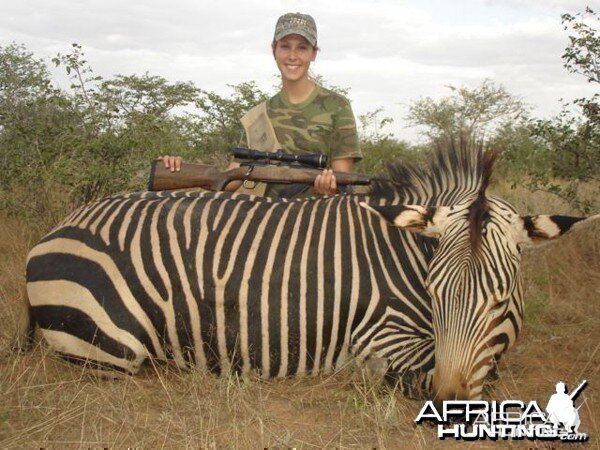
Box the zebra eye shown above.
[493,294,505,304]
[490,300,503,310]
[489,297,508,317]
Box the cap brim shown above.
[274,29,316,46]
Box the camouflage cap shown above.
[273,13,317,47]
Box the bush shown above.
[0,43,270,224]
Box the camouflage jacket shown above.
[240,85,362,198]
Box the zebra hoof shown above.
[364,356,388,378]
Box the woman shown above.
[161,12,362,197]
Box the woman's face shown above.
[273,34,317,84]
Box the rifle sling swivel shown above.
[242,165,257,190]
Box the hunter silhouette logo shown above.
[415,380,589,441]
[546,380,586,434]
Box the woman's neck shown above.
[282,78,316,104]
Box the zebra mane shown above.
[370,139,499,206]
[369,140,500,250]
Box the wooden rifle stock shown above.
[148,159,372,191]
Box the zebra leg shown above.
[350,322,434,399]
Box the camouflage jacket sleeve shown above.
[331,96,362,162]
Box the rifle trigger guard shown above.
[243,165,256,189]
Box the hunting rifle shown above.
[148,148,373,192]
[569,380,587,401]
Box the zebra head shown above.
[363,142,587,401]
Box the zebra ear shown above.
[517,214,589,242]
[360,203,450,237]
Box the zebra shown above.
[23,143,589,401]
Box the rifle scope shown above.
[232,147,328,169]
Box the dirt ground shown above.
[0,202,598,448]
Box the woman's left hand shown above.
[314,169,338,196]
[314,158,356,196]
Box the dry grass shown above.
[490,179,596,216]
[0,189,598,448]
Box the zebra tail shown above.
[12,286,35,353]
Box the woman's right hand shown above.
[158,155,182,172]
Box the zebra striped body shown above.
[27,191,436,385]
[26,145,586,400]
